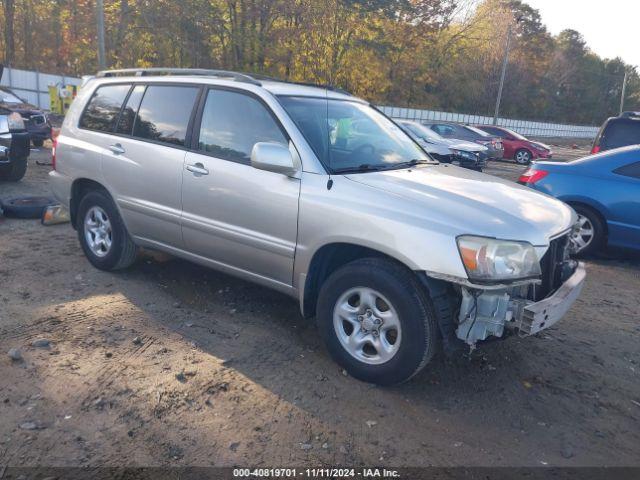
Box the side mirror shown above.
[251,142,297,176]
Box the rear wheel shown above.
[77,190,138,270]
[0,157,28,182]
[316,258,439,385]
[570,204,605,255]
[514,149,532,165]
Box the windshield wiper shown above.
[331,164,385,174]
[381,159,437,170]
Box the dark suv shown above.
[591,112,640,154]
[0,86,52,147]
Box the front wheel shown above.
[316,258,439,385]
[77,190,138,270]
[514,149,532,165]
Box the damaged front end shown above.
[444,232,585,348]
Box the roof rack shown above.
[95,68,262,86]
[94,68,353,95]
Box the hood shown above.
[529,141,551,151]
[345,165,575,246]
[0,102,40,114]
[443,138,488,152]
[416,138,451,156]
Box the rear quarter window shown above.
[601,119,640,150]
[613,161,640,179]
[79,84,131,133]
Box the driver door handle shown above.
[186,163,209,175]
[108,143,125,155]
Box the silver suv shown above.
[50,69,586,385]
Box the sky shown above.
[525,0,640,67]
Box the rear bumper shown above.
[48,170,73,209]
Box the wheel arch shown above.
[300,242,420,319]
[70,178,113,229]
[563,199,609,237]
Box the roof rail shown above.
[95,68,262,86]
[242,72,352,95]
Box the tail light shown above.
[591,145,600,154]
[52,138,57,171]
[518,169,548,184]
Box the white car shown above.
[398,120,488,171]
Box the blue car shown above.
[518,145,640,254]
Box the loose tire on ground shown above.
[0,196,56,219]
[76,190,138,270]
[316,257,439,386]
[0,157,28,182]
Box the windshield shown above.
[278,96,430,172]
[503,128,526,140]
[400,121,443,142]
[0,88,23,104]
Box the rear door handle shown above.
[186,163,209,176]
[108,143,125,155]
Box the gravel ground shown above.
[0,147,639,468]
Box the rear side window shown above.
[613,161,640,179]
[197,89,287,164]
[133,85,199,147]
[601,119,640,150]
[79,84,130,132]
[116,85,145,135]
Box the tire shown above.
[316,257,439,385]
[0,157,28,182]
[0,196,56,219]
[76,190,138,270]
[514,149,532,165]
[32,139,44,148]
[569,204,606,255]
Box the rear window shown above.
[132,85,199,147]
[601,119,640,150]
[79,84,131,132]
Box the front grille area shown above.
[532,234,573,301]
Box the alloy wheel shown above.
[84,206,113,257]
[571,214,595,253]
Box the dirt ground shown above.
[0,148,639,468]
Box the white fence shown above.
[378,106,599,139]
[0,67,81,110]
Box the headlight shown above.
[451,149,477,161]
[457,235,541,282]
[7,112,25,131]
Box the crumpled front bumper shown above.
[455,262,586,345]
[517,262,586,336]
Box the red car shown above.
[475,125,553,165]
